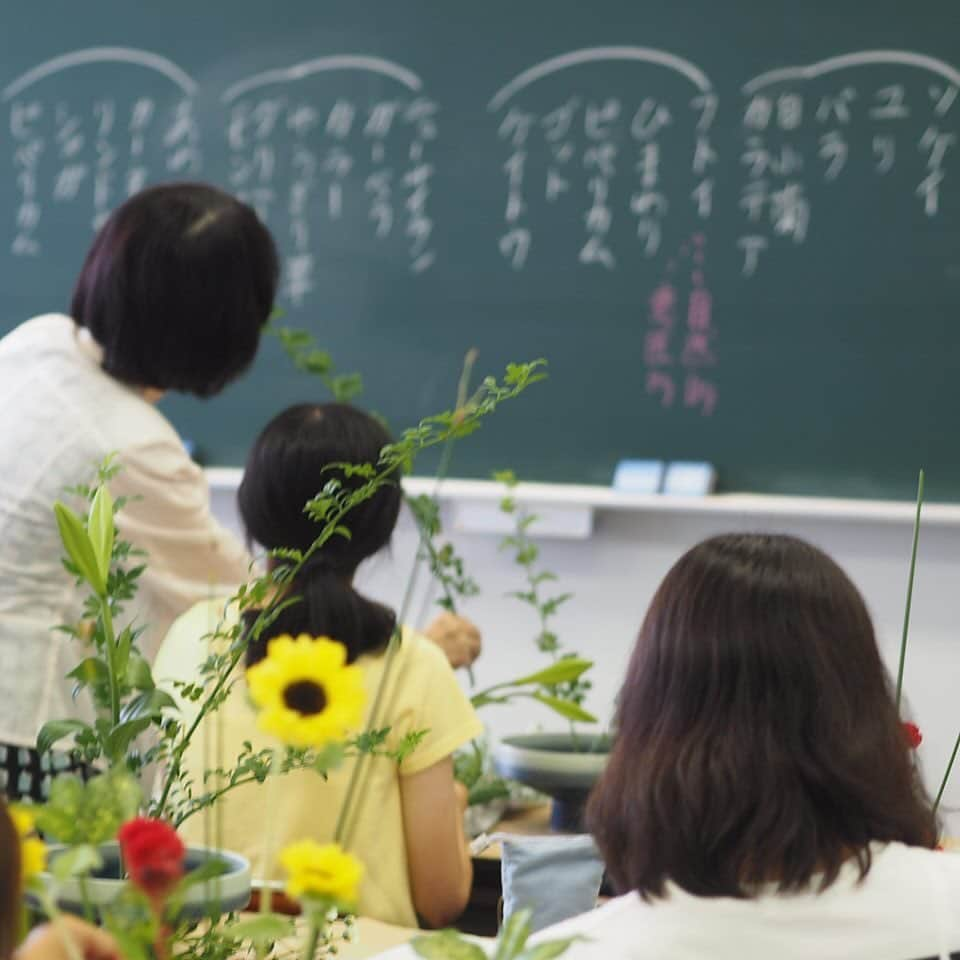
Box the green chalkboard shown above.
[3,0,960,499]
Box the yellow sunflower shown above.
[246,634,365,747]
[9,806,46,881]
[279,840,364,906]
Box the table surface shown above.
[332,917,421,959]
[474,803,555,860]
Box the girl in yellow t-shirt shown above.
[153,403,482,929]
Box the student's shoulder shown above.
[396,626,458,675]
[528,893,645,953]
[878,842,960,888]
[0,313,73,348]
[157,599,237,663]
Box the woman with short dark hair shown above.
[502,534,960,959]
[0,183,279,801]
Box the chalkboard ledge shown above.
[205,469,960,538]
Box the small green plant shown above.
[495,470,594,716]
[405,348,482,682]
[406,492,481,622]
[31,323,551,960]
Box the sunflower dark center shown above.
[283,680,328,715]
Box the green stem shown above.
[420,348,480,684]
[302,917,323,960]
[333,627,403,845]
[933,727,960,813]
[256,748,283,960]
[896,469,924,710]
[175,747,371,829]
[99,597,120,729]
[78,877,95,925]
[333,444,451,847]
[154,644,246,818]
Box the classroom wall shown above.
[208,478,960,837]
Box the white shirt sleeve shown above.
[111,437,252,659]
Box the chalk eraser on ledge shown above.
[662,461,716,496]
[612,460,665,494]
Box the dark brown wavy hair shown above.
[588,533,937,899]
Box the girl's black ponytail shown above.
[244,559,396,666]
[238,403,403,665]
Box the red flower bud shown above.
[902,721,923,750]
[118,817,186,900]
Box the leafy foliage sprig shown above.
[494,471,593,717]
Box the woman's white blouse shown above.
[0,314,251,748]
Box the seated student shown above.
[0,800,119,960]
[382,534,960,958]
[154,404,482,930]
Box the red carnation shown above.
[902,721,923,750]
[118,817,186,900]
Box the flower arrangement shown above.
[13,345,580,960]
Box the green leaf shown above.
[412,930,487,960]
[540,594,573,616]
[119,689,177,723]
[66,658,109,692]
[175,856,230,892]
[494,909,534,960]
[506,659,593,688]
[54,502,105,594]
[125,652,154,691]
[229,914,295,945]
[88,485,115,587]
[531,692,597,724]
[395,729,429,763]
[302,348,332,375]
[105,717,153,758]
[99,923,150,960]
[50,844,103,882]
[310,741,345,773]
[467,779,511,806]
[353,727,390,754]
[36,771,141,844]
[469,692,510,709]
[531,572,558,586]
[330,372,364,401]
[515,545,539,566]
[454,748,482,788]
[517,938,584,960]
[37,719,92,755]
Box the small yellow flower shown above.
[246,634,365,748]
[279,840,363,906]
[10,806,46,881]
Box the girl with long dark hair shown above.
[155,404,481,929]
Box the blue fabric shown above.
[499,833,605,933]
